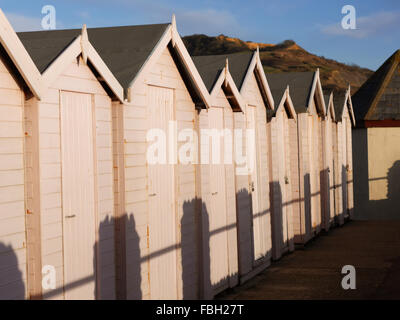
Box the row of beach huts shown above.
[0,11,354,299]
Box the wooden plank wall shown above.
[239,72,271,275]
[218,88,239,289]
[28,56,115,299]
[123,47,198,300]
[0,55,27,300]
[289,119,301,240]
[346,116,354,219]
[233,111,253,279]
[293,113,311,243]
[335,121,344,224]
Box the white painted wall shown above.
[24,56,115,300]
[0,54,27,300]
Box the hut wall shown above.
[269,106,295,260]
[198,87,239,297]
[121,47,199,300]
[293,113,313,244]
[24,56,115,300]
[233,111,254,280]
[0,54,27,299]
[237,72,271,279]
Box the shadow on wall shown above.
[363,160,400,220]
[353,128,400,220]
[0,243,25,300]
[95,216,118,300]
[183,198,210,299]
[303,173,312,237]
[183,197,238,299]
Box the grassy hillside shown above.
[183,34,372,94]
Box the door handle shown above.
[65,214,76,219]
[149,193,157,197]
[211,192,218,195]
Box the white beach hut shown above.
[193,50,275,285]
[266,71,326,244]
[322,92,336,230]
[18,25,124,300]
[0,9,42,300]
[191,54,244,297]
[265,83,297,260]
[333,86,355,224]
[66,17,211,300]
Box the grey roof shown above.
[334,90,347,122]
[352,50,400,126]
[323,92,331,109]
[17,24,170,89]
[266,72,315,113]
[191,52,253,92]
[323,91,335,118]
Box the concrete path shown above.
[218,221,400,300]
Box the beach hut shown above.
[236,50,274,279]
[321,92,336,230]
[17,25,124,299]
[193,50,275,284]
[352,50,400,220]
[265,83,297,260]
[0,9,42,300]
[50,17,210,300]
[266,71,326,244]
[191,54,244,297]
[334,86,355,224]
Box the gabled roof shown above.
[0,9,42,99]
[266,71,324,114]
[18,23,169,90]
[192,51,253,92]
[352,50,400,126]
[18,17,211,107]
[274,86,296,120]
[334,85,355,125]
[240,49,274,110]
[191,54,246,111]
[192,50,274,110]
[323,91,336,121]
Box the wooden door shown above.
[342,118,348,216]
[281,110,292,249]
[246,105,265,260]
[60,91,96,300]
[345,117,353,218]
[208,107,229,292]
[147,85,178,299]
[309,116,319,229]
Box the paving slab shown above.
[217,221,400,300]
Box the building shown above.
[352,50,400,220]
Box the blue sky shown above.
[1,0,399,70]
